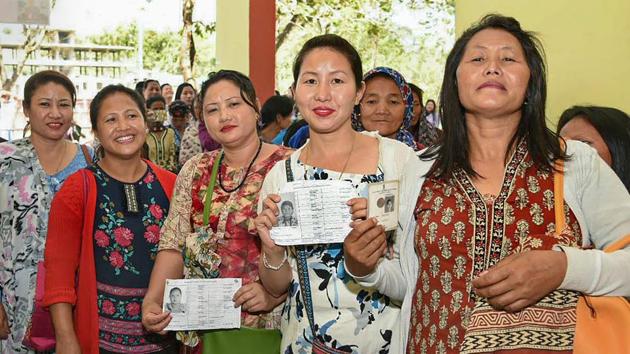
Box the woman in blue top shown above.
[0,70,92,353]
[259,95,294,145]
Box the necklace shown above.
[44,141,68,192]
[51,141,68,175]
[302,132,357,180]
[218,139,263,193]
[338,133,357,180]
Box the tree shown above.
[1,25,49,90]
[177,0,216,84]
[88,0,215,82]
[0,0,58,90]
[88,21,215,81]
[89,24,181,75]
[179,0,196,84]
[275,0,455,100]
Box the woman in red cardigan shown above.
[43,85,177,354]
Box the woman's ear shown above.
[22,102,30,119]
[355,81,366,105]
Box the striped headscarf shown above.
[352,66,418,150]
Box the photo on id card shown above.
[275,192,299,228]
[367,180,399,231]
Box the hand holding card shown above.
[344,218,387,277]
[367,181,400,231]
[270,180,356,245]
[162,278,241,331]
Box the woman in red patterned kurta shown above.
[142,71,290,352]
[352,15,630,353]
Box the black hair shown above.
[292,34,363,88]
[134,81,145,96]
[425,99,437,112]
[169,99,191,115]
[160,83,172,90]
[146,95,166,109]
[90,85,147,131]
[191,94,202,120]
[261,95,294,127]
[408,83,424,105]
[143,79,160,92]
[422,14,566,179]
[23,70,76,110]
[175,82,196,101]
[199,70,259,115]
[281,200,294,210]
[558,106,630,192]
[283,118,309,146]
[407,82,425,140]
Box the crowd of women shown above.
[1,13,629,354]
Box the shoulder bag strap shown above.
[285,158,318,337]
[554,139,568,235]
[80,144,93,166]
[203,151,222,227]
[553,143,630,253]
[553,159,566,234]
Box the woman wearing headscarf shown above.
[353,66,422,150]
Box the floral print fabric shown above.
[278,160,401,354]
[178,118,220,167]
[0,139,89,353]
[159,146,291,346]
[90,164,174,353]
[178,121,203,167]
[407,141,582,353]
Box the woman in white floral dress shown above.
[255,34,422,354]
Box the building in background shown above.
[1,28,137,140]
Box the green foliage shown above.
[87,22,215,77]
[190,21,217,78]
[88,23,177,73]
[89,23,137,47]
[144,29,181,73]
[275,0,455,101]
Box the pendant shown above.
[124,184,139,213]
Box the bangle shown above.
[263,250,287,271]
